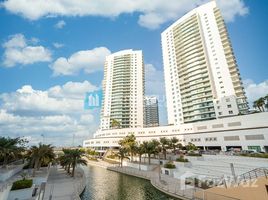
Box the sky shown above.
[0,0,267,146]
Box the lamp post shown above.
[41,134,45,144]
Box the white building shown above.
[144,96,159,127]
[83,2,266,155]
[84,112,268,154]
[100,49,144,130]
[161,1,248,125]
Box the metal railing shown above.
[237,167,268,183]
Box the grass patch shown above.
[176,156,189,162]
[11,179,33,190]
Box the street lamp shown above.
[41,134,45,144]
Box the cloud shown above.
[54,20,66,29]
[2,34,52,67]
[48,80,99,99]
[244,79,268,107]
[145,63,165,96]
[145,63,167,125]
[53,42,64,48]
[0,81,100,146]
[1,81,98,115]
[1,0,249,29]
[50,47,111,76]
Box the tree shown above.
[254,98,265,112]
[0,137,27,168]
[170,137,179,155]
[142,141,158,165]
[59,149,73,173]
[118,134,137,162]
[116,147,129,167]
[265,94,268,111]
[159,137,171,160]
[111,119,120,129]
[68,149,87,177]
[134,144,145,170]
[28,143,55,177]
[185,142,198,151]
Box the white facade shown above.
[84,113,268,153]
[100,49,144,130]
[161,1,248,125]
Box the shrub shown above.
[164,162,176,169]
[241,153,268,159]
[176,156,189,162]
[11,179,33,190]
[185,178,213,189]
[187,152,202,157]
[107,154,117,159]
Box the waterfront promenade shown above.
[43,165,86,200]
[85,158,198,200]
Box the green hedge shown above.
[176,156,189,162]
[240,153,268,159]
[11,179,33,190]
[107,154,117,159]
[187,152,202,157]
[164,162,176,169]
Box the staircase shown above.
[217,167,268,188]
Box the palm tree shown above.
[116,147,129,167]
[135,144,145,170]
[253,101,258,111]
[0,137,27,168]
[59,149,73,174]
[28,143,55,177]
[68,149,87,177]
[254,98,265,112]
[170,137,179,155]
[265,94,268,111]
[118,134,137,162]
[111,119,120,129]
[142,141,158,165]
[159,137,171,160]
[151,139,160,158]
[258,97,265,112]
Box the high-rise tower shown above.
[144,96,159,127]
[161,1,248,125]
[100,49,145,130]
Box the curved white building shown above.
[84,112,268,153]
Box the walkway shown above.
[44,166,85,200]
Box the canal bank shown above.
[81,162,179,200]
[85,158,195,199]
[107,166,195,200]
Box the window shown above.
[219,112,222,115]
[227,104,232,108]
[229,110,233,114]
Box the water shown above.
[80,165,178,200]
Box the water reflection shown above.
[80,165,178,200]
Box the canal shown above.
[80,165,178,200]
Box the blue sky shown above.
[0,0,267,146]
